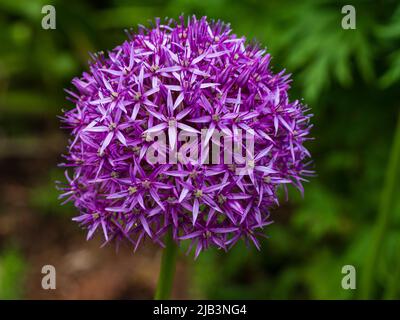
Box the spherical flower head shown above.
[58,15,313,258]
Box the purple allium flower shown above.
[59,16,313,258]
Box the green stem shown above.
[384,256,400,299]
[361,111,400,299]
[155,230,178,300]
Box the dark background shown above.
[0,0,399,299]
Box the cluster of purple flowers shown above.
[59,16,313,257]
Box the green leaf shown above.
[0,248,26,299]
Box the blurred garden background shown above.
[0,0,400,299]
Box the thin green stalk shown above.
[155,230,178,300]
[361,111,400,299]
[384,254,400,299]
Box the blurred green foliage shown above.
[0,248,26,299]
[0,0,399,299]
